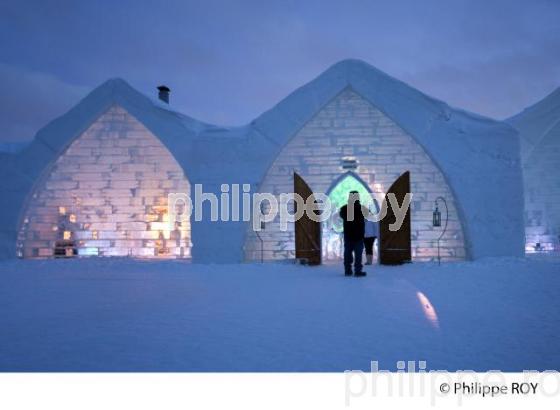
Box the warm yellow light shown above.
[146,214,159,222]
[17,106,193,260]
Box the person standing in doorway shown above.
[364,210,379,265]
[339,191,368,277]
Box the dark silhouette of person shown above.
[339,191,368,277]
[364,208,379,265]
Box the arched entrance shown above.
[244,88,467,262]
[322,172,379,261]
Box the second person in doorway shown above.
[364,210,379,265]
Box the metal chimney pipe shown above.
[157,85,170,104]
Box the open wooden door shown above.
[380,171,412,265]
[294,172,321,265]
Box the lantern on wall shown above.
[432,205,441,227]
[341,156,358,171]
[433,196,448,265]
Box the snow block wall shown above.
[522,122,560,252]
[0,59,526,262]
[17,106,192,258]
[0,152,28,259]
[248,60,524,260]
[244,89,467,262]
[509,88,560,253]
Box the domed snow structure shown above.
[509,88,560,254]
[17,106,192,258]
[0,60,525,262]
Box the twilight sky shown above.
[0,0,559,142]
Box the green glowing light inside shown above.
[327,174,377,234]
[328,174,373,211]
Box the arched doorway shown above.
[244,88,467,262]
[322,172,379,261]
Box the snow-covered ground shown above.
[0,257,558,372]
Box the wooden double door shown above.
[293,171,411,266]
